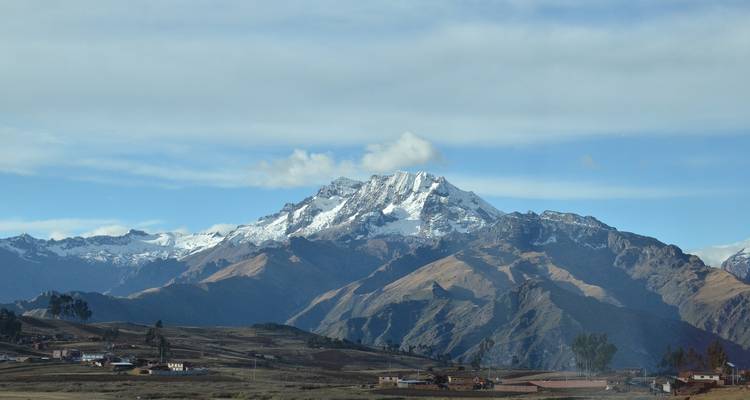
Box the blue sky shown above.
[1,1,749,265]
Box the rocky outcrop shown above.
[722,249,750,283]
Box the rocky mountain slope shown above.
[289,211,750,369]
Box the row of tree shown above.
[47,294,92,323]
[571,333,618,375]
[659,340,729,373]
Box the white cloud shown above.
[450,175,699,200]
[0,128,66,174]
[255,149,357,188]
[690,238,750,267]
[0,1,747,166]
[82,224,132,237]
[76,159,249,188]
[361,132,440,173]
[46,134,437,188]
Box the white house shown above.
[378,376,399,387]
[81,353,106,362]
[168,362,189,371]
[679,371,723,385]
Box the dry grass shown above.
[0,317,730,399]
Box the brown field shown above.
[0,317,739,399]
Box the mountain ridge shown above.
[3,171,750,370]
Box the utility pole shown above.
[253,358,256,381]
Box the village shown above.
[1,315,750,399]
[374,366,750,397]
[0,329,209,377]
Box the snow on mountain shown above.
[226,171,503,245]
[722,248,750,282]
[0,171,503,265]
[0,229,225,266]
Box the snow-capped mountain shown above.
[0,172,499,267]
[225,171,503,245]
[722,248,750,283]
[0,229,225,266]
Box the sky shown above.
[1,0,749,265]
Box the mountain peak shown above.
[227,172,502,245]
[540,210,611,230]
[316,177,363,198]
[723,248,750,283]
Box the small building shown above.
[111,362,135,372]
[52,349,81,361]
[397,379,437,389]
[378,376,399,387]
[31,342,47,351]
[678,371,724,385]
[447,375,492,390]
[167,361,192,371]
[81,353,106,363]
[447,376,474,391]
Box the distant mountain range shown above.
[2,171,750,369]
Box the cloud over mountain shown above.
[361,132,440,173]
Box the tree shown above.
[706,340,728,372]
[145,320,162,345]
[433,374,449,388]
[47,294,91,323]
[157,335,170,364]
[0,308,22,342]
[572,333,617,376]
[145,320,170,363]
[659,345,686,372]
[470,354,482,370]
[71,299,92,323]
[47,294,74,319]
[103,327,119,349]
[47,295,62,318]
[686,347,705,369]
